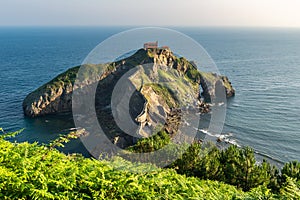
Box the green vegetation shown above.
[144,83,178,108]
[49,66,79,85]
[169,142,300,197]
[17,47,296,199]
[221,76,233,90]
[185,67,201,83]
[0,129,300,199]
[34,62,117,94]
[173,56,201,84]
[126,49,150,66]
[170,144,272,191]
[157,68,199,96]
[129,132,300,198]
[33,66,79,96]
[199,71,218,83]
[127,130,170,153]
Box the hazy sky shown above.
[1,0,300,27]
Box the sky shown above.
[1,0,300,27]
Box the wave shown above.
[197,129,241,147]
[253,149,285,165]
[197,128,284,165]
[208,102,225,107]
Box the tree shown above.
[221,146,271,191]
[170,142,203,176]
[196,145,223,180]
[220,145,241,187]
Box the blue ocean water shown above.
[0,27,299,162]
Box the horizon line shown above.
[1,25,300,29]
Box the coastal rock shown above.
[22,71,75,117]
[23,47,235,148]
[221,76,235,97]
[22,64,114,117]
[199,72,235,102]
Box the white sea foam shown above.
[198,129,241,147]
[218,102,225,106]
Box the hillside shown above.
[0,129,299,199]
[23,47,234,118]
[23,48,235,149]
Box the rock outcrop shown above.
[23,67,77,117]
[199,72,235,102]
[23,47,235,148]
[23,63,115,117]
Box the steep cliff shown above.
[23,63,117,117]
[199,71,235,102]
[23,67,78,117]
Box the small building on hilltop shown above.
[144,41,158,50]
[143,41,169,50]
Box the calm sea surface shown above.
[0,27,299,162]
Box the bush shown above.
[0,131,253,200]
[171,143,279,192]
[0,129,299,199]
[127,130,170,153]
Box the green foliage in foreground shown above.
[0,136,242,199]
[170,143,300,198]
[128,130,300,198]
[0,129,299,199]
[170,143,275,191]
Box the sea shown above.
[0,26,299,164]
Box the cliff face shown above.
[199,72,235,102]
[23,67,77,117]
[23,48,235,147]
[22,63,114,117]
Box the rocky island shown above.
[23,47,235,148]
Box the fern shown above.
[0,128,298,199]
